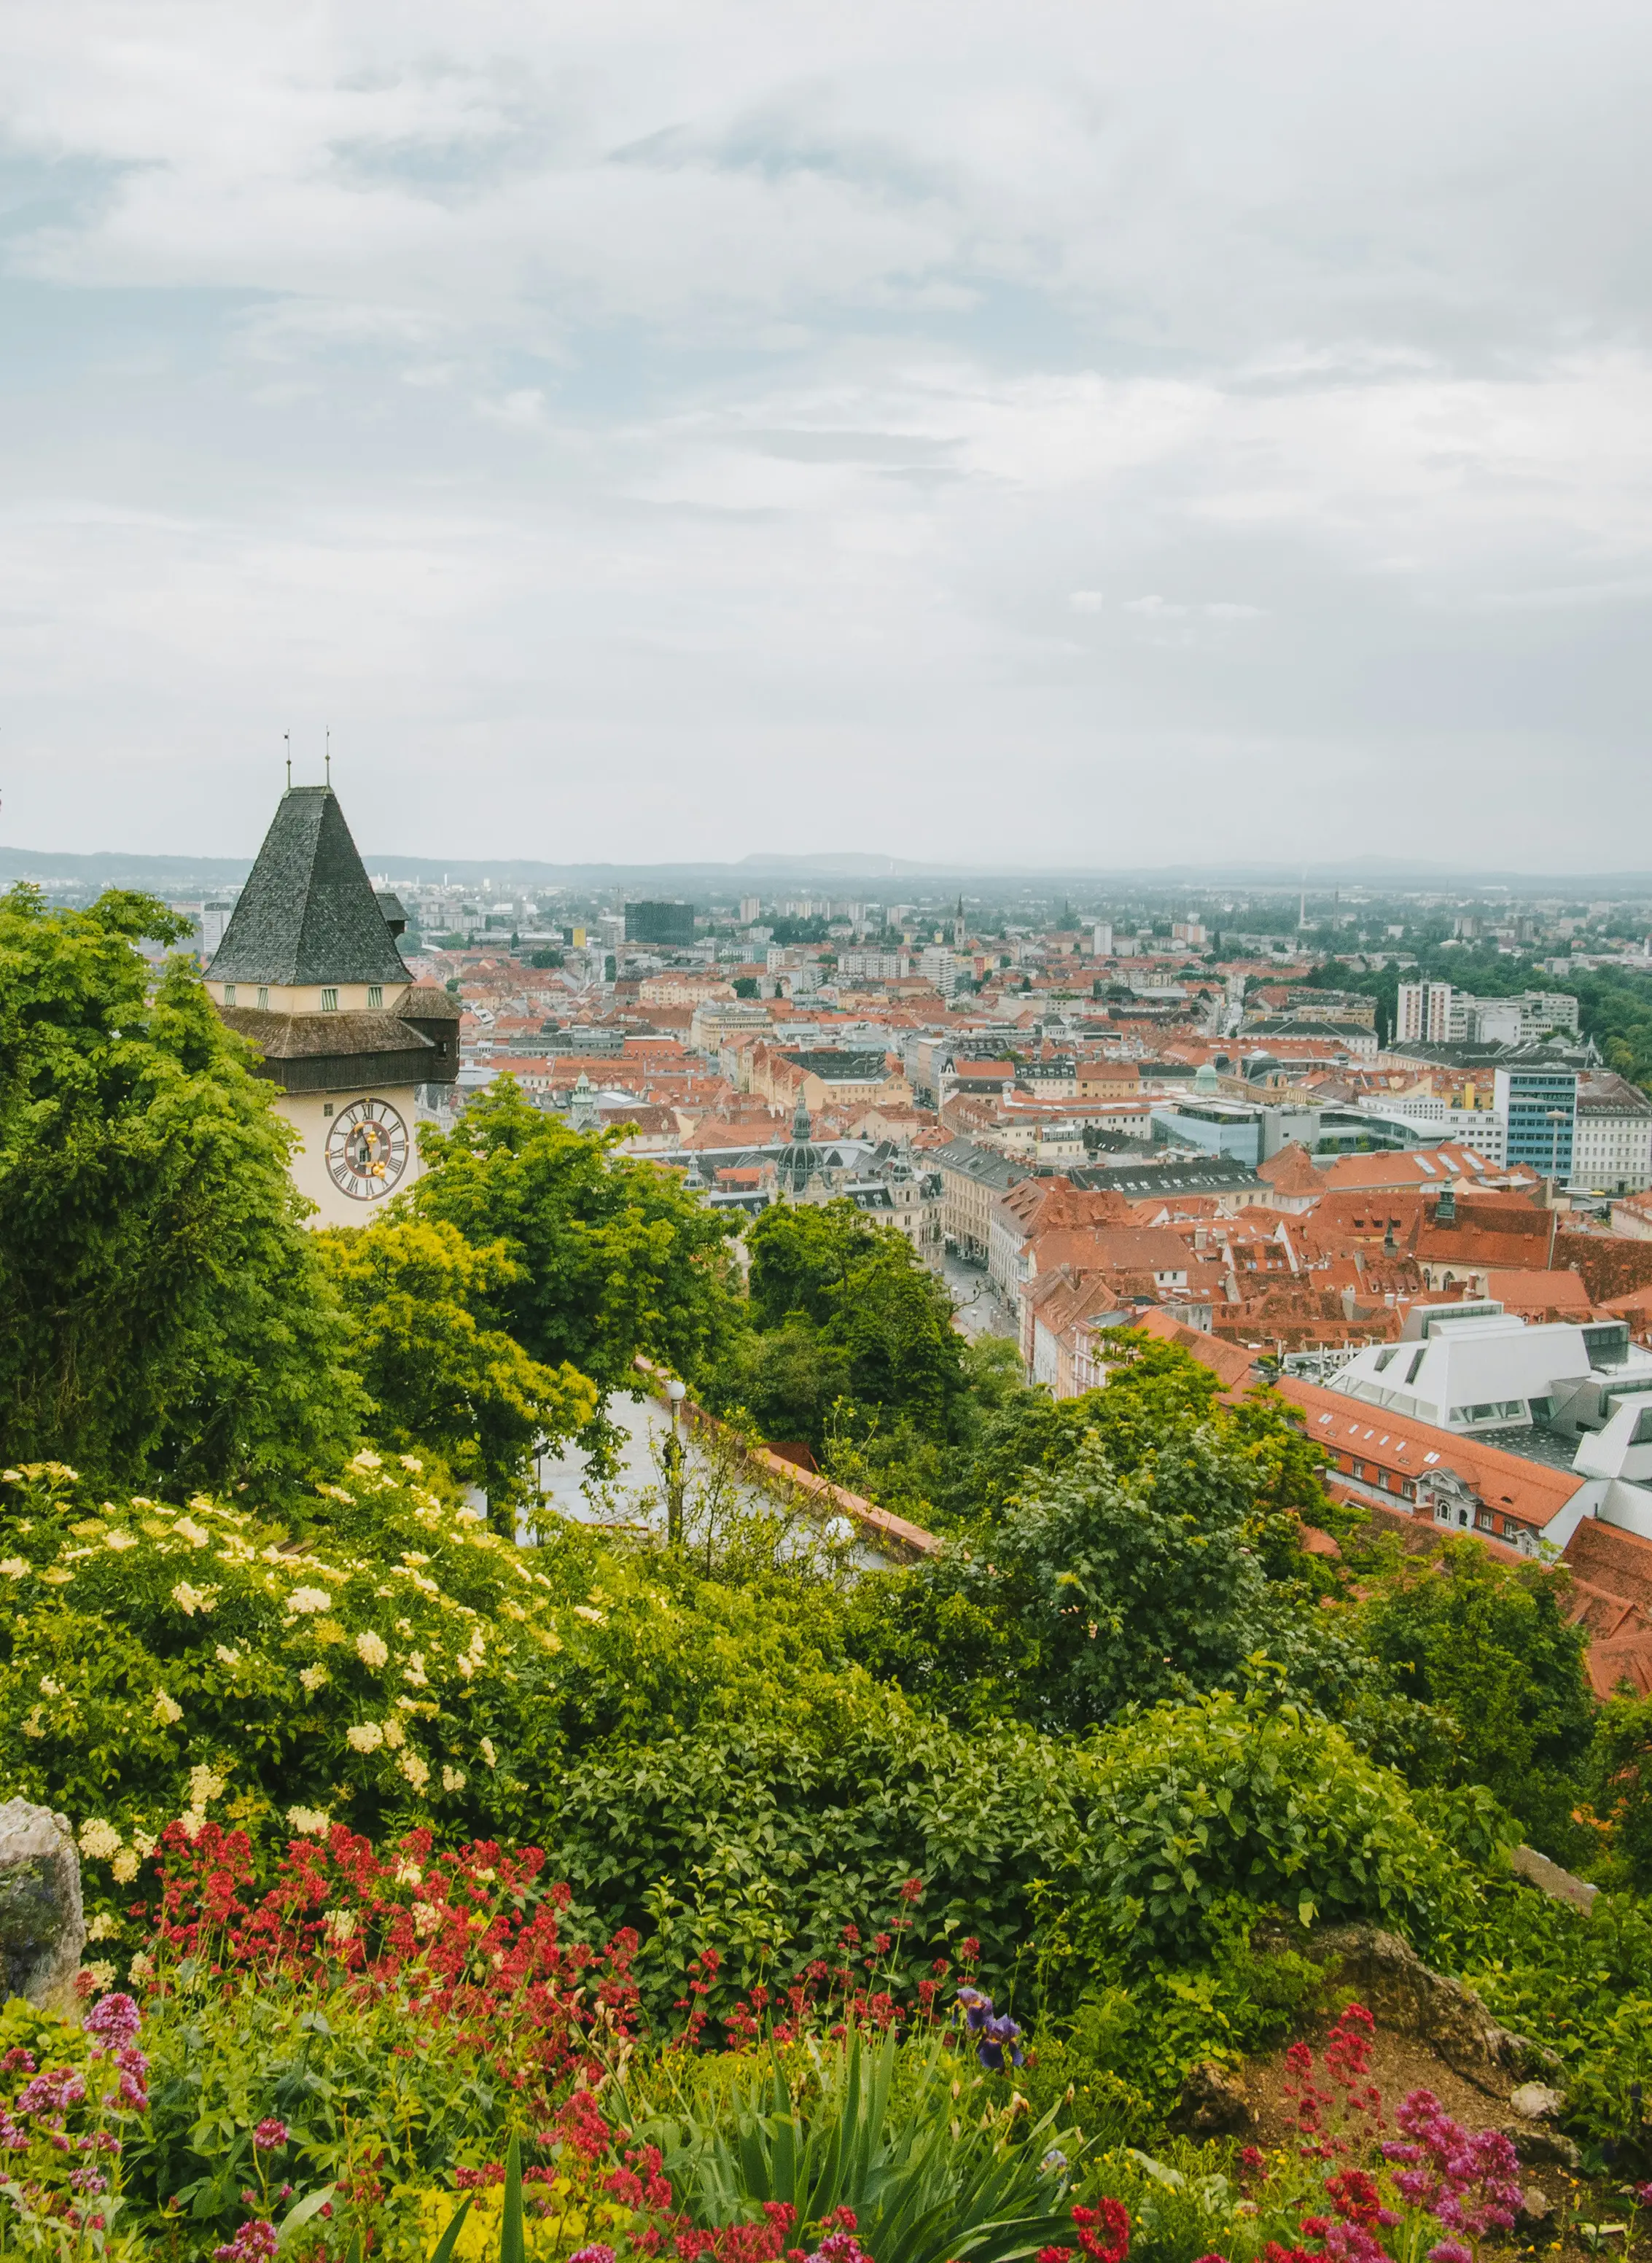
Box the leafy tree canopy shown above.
[314,1214,598,1510]
[411,1079,741,1417]
[0,886,359,1495]
[728,1200,968,1449]
[1352,1534,1595,1854]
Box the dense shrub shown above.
[1069,1691,1474,1963]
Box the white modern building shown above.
[1320,1301,1652,1548]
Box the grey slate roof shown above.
[210,787,408,986]
[1067,1157,1263,1197]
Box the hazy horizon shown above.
[5,2,1651,868]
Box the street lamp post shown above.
[663,1378,687,1549]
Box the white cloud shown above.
[0,0,1650,863]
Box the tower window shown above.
[367,985,383,1009]
[257,986,269,1010]
[320,988,338,1013]
[223,984,236,1006]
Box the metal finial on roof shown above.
[324,728,331,786]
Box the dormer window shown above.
[320,988,339,1013]
[223,984,236,1006]
[367,985,383,1009]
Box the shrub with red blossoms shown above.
[1038,2198,1131,2263]
[144,1818,640,2122]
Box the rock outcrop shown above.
[0,1801,85,2012]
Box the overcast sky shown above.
[4,1,1651,869]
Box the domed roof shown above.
[777,1092,823,1195]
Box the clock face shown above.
[325,1098,410,1201]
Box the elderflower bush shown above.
[0,1458,597,1936]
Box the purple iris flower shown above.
[978,2011,1025,2071]
[956,1986,993,2033]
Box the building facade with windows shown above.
[1573,1073,1652,1194]
[1493,1063,1578,1180]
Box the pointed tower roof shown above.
[210,787,407,986]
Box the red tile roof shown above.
[1277,1376,1587,1536]
[1258,1142,1325,1194]
[1320,1147,1511,1193]
[1481,1268,1594,1319]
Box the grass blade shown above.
[500,2133,525,2263]
[429,2196,475,2263]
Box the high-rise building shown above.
[1091,921,1113,957]
[1396,981,1454,1043]
[1495,1064,1578,1182]
[624,900,696,946]
[739,895,762,926]
[200,901,235,958]
[205,786,459,1227]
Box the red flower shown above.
[1071,2199,1130,2263]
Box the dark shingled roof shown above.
[210,787,408,986]
[217,1008,437,1061]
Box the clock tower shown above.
[205,784,460,1228]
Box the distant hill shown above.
[5,843,1652,894]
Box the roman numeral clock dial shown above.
[325,1098,410,1201]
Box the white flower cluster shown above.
[287,1807,330,1837]
[354,1629,389,1670]
[346,1722,384,1753]
[288,1587,332,1616]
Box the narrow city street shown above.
[942,1251,1017,1342]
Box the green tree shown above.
[0,887,359,1495]
[739,1201,967,1444]
[315,1214,598,1508]
[936,1427,1349,1733]
[411,1080,740,1419]
[1354,1535,1594,1853]
[715,1320,851,1449]
[1583,1691,1652,1889]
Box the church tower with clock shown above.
[204,784,460,1228]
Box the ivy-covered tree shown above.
[0,886,359,1494]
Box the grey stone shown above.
[1510,1845,1599,1916]
[1308,1924,1556,2089]
[0,1801,85,2012]
[1509,2081,1567,2121]
[1517,2188,1556,2228]
[1505,2122,1583,2172]
[1174,2060,1252,2135]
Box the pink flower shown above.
[82,1993,141,2049]
[252,2119,288,2152]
